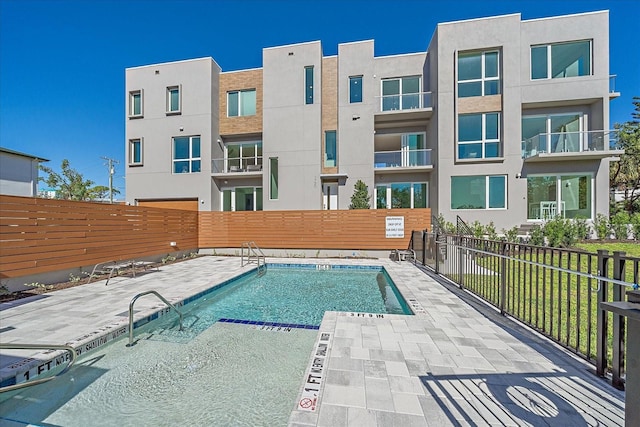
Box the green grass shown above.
[576,242,640,258]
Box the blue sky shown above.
[1,0,638,195]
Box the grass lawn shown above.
[576,242,640,258]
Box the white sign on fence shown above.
[385,216,404,238]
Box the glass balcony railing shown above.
[375,92,432,113]
[374,149,432,169]
[521,130,619,159]
[212,157,263,173]
[610,74,617,93]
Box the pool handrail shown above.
[241,241,267,275]
[127,290,184,347]
[0,343,77,393]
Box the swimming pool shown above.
[0,264,412,426]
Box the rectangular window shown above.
[225,142,262,172]
[166,85,181,114]
[129,138,143,165]
[451,175,506,210]
[531,40,592,80]
[305,66,314,104]
[381,76,421,111]
[375,182,429,209]
[269,157,278,200]
[129,90,143,118]
[324,131,337,167]
[227,89,256,117]
[349,76,362,103]
[522,113,582,155]
[527,174,592,220]
[172,136,201,173]
[221,187,263,211]
[458,112,501,159]
[457,50,500,97]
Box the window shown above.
[349,76,362,103]
[129,138,143,165]
[227,89,256,117]
[531,40,591,80]
[457,50,500,97]
[324,131,337,167]
[269,157,278,200]
[166,85,181,114]
[375,182,429,209]
[305,66,314,104]
[172,136,201,173]
[458,112,500,159]
[451,175,506,210]
[225,142,262,172]
[381,76,420,111]
[129,90,143,118]
[522,113,582,154]
[527,174,592,220]
[222,187,263,211]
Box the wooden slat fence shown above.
[199,209,430,250]
[0,195,198,279]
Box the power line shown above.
[101,156,120,203]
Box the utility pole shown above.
[101,157,119,203]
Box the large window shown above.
[166,85,181,114]
[375,182,428,209]
[173,136,201,174]
[381,76,420,111]
[228,89,256,117]
[222,187,263,211]
[305,66,314,105]
[451,175,506,210]
[522,113,581,153]
[129,138,143,165]
[458,112,500,159]
[269,157,278,200]
[129,90,143,118]
[457,50,500,97]
[527,174,592,220]
[349,76,362,103]
[226,142,262,172]
[324,131,337,167]
[531,40,591,80]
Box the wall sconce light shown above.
[515,173,522,179]
[352,115,360,121]
[179,127,184,132]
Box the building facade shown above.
[0,147,48,197]
[125,11,620,230]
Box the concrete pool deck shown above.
[0,256,626,426]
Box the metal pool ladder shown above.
[241,241,267,276]
[0,343,77,392]
[127,290,184,347]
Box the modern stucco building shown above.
[125,11,621,230]
[0,147,48,197]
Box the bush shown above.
[573,217,590,241]
[470,220,484,238]
[484,222,498,241]
[529,225,545,246]
[610,211,630,240]
[541,217,579,248]
[502,226,519,243]
[594,214,610,240]
[632,213,640,240]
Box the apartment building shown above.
[125,11,621,230]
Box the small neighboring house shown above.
[0,147,49,197]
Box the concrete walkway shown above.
[0,256,625,426]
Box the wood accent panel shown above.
[457,94,502,114]
[0,195,198,279]
[321,57,338,174]
[138,199,198,211]
[199,209,430,250]
[219,69,263,136]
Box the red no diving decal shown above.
[299,398,314,409]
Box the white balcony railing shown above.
[374,149,432,169]
[212,157,263,174]
[521,130,618,159]
[375,92,432,113]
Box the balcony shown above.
[521,130,624,163]
[374,149,433,173]
[374,92,433,128]
[610,74,620,99]
[211,157,263,178]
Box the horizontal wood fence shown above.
[0,195,198,279]
[199,209,430,250]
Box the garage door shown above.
[137,199,199,211]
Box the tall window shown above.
[458,112,500,159]
[129,90,143,118]
[375,182,428,209]
[451,175,506,210]
[166,85,181,114]
[129,139,143,165]
[349,76,362,103]
[269,157,278,200]
[228,89,256,117]
[324,131,337,167]
[457,50,500,97]
[531,40,592,80]
[173,136,201,173]
[381,76,420,111]
[305,66,314,104]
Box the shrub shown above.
[502,226,519,243]
[631,213,640,240]
[594,214,610,240]
[529,225,545,246]
[573,217,590,241]
[610,211,630,240]
[484,222,498,241]
[470,220,484,238]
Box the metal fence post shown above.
[500,241,507,315]
[596,249,609,377]
[612,251,626,390]
[457,236,464,289]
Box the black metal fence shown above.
[410,230,640,390]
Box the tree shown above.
[611,97,640,214]
[88,185,120,201]
[349,179,371,209]
[40,159,95,201]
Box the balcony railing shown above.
[212,157,263,174]
[521,130,618,159]
[374,149,432,169]
[375,92,432,113]
[610,74,617,93]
